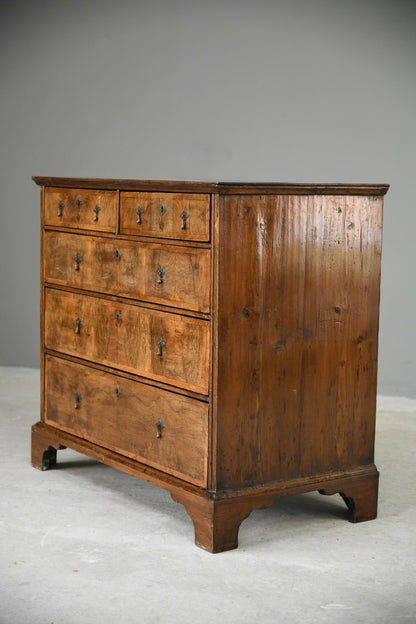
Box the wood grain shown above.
[34,176,388,551]
[31,418,379,552]
[44,355,209,486]
[120,192,211,241]
[214,193,383,489]
[34,177,218,193]
[34,176,389,196]
[44,187,117,232]
[43,231,211,313]
[44,288,210,394]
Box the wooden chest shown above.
[32,177,388,552]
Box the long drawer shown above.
[120,192,210,241]
[44,187,118,232]
[44,355,208,486]
[44,288,210,395]
[43,231,211,314]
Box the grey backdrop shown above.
[1,0,415,397]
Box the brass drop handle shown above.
[156,420,165,438]
[115,311,122,324]
[57,200,64,217]
[136,206,144,224]
[157,266,165,284]
[74,317,83,334]
[181,210,189,230]
[76,198,83,209]
[160,204,167,216]
[114,249,122,261]
[74,253,82,271]
[156,337,166,356]
[74,392,82,409]
[114,385,121,398]
[93,205,101,222]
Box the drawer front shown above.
[44,356,208,486]
[43,231,211,313]
[44,187,117,232]
[44,288,210,395]
[120,192,210,241]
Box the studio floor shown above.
[1,366,415,624]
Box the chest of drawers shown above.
[31,177,388,552]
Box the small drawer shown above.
[44,288,210,395]
[44,187,117,232]
[44,356,208,486]
[120,192,210,241]
[43,231,211,313]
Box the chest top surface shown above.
[33,176,389,196]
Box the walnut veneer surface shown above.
[32,177,388,552]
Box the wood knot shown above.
[275,342,286,351]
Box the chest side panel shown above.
[215,193,383,490]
